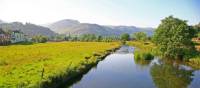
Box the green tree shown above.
[80,34,97,42]
[40,36,48,43]
[132,32,148,41]
[97,35,102,42]
[32,35,48,43]
[152,16,195,59]
[120,33,130,41]
[193,23,200,37]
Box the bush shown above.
[143,53,154,60]
[120,33,130,41]
[132,32,148,41]
[188,57,200,69]
[134,50,154,60]
[32,35,48,43]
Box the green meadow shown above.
[0,42,120,88]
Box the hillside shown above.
[0,22,56,37]
[47,19,154,36]
[46,19,80,34]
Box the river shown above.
[64,46,200,88]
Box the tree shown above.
[152,16,195,59]
[32,35,48,43]
[40,36,48,43]
[132,32,148,41]
[193,23,200,37]
[97,35,102,42]
[80,34,97,42]
[120,33,130,41]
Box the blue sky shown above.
[0,0,199,27]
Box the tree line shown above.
[46,32,149,42]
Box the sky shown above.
[0,0,199,27]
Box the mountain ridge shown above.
[47,19,154,36]
[0,21,56,37]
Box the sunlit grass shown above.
[127,41,160,55]
[0,42,120,87]
[188,57,200,69]
[127,41,154,51]
[134,50,154,60]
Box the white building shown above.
[11,30,26,43]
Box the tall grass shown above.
[0,42,120,88]
[127,41,155,51]
[188,57,200,69]
[134,50,154,60]
[128,41,156,60]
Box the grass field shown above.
[0,42,120,88]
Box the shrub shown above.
[132,32,148,41]
[120,33,130,41]
[134,50,154,60]
[188,57,200,68]
[32,35,48,43]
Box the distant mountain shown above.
[46,19,80,34]
[47,19,154,36]
[107,26,154,36]
[64,23,116,35]
[0,22,56,37]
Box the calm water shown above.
[66,46,200,88]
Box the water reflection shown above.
[150,59,194,88]
[115,45,134,54]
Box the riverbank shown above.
[46,45,120,88]
[127,41,155,51]
[127,41,156,61]
[65,46,200,88]
[127,41,200,69]
[0,42,120,88]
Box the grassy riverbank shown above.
[127,41,155,51]
[128,41,200,69]
[127,41,159,59]
[0,42,120,88]
[189,40,200,69]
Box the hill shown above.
[0,22,56,37]
[47,19,154,36]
